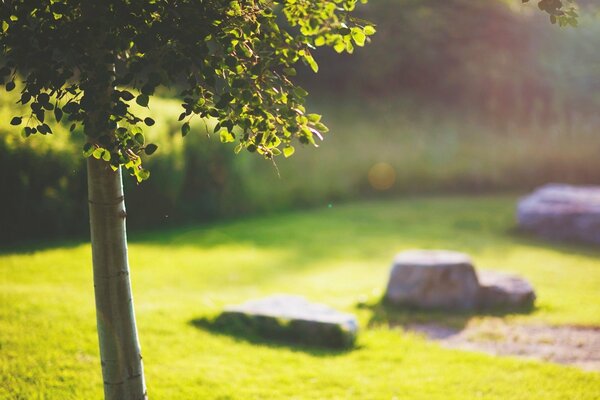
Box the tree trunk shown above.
[88,157,147,400]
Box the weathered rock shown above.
[385,250,537,311]
[477,270,536,309]
[517,184,600,245]
[384,250,481,310]
[218,295,358,348]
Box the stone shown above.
[384,250,481,310]
[477,270,536,309]
[517,184,600,245]
[385,250,537,311]
[218,295,358,348]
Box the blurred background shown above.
[1,0,600,245]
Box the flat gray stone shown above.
[477,270,536,309]
[385,250,481,310]
[517,184,600,245]
[218,295,358,348]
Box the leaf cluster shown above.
[523,0,579,26]
[0,0,373,181]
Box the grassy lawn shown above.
[1,195,600,399]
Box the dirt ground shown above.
[406,318,600,372]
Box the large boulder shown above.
[517,184,600,245]
[218,295,358,348]
[385,250,536,311]
[385,250,481,310]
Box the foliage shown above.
[524,0,579,26]
[0,0,373,181]
[2,196,600,398]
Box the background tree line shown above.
[300,0,600,121]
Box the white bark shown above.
[87,157,147,400]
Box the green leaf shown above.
[314,122,329,133]
[10,116,22,126]
[351,28,366,47]
[346,40,355,53]
[101,150,111,161]
[134,132,145,145]
[120,91,134,101]
[144,144,158,155]
[144,117,155,126]
[37,123,52,134]
[20,92,31,104]
[303,53,319,73]
[83,143,94,157]
[283,67,297,76]
[181,122,190,137]
[220,129,235,143]
[307,114,321,123]
[92,148,104,159]
[54,107,63,122]
[364,25,376,36]
[334,41,346,53]
[283,146,295,158]
[38,93,50,104]
[269,135,281,147]
[339,27,351,36]
[5,81,15,91]
[138,169,150,181]
[293,87,309,98]
[136,94,149,107]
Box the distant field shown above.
[247,97,600,205]
[2,195,599,399]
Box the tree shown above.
[0,1,374,399]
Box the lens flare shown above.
[368,162,396,191]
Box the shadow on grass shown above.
[361,298,537,335]
[0,237,86,256]
[507,227,600,258]
[189,315,359,357]
[6,197,599,267]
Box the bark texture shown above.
[88,157,147,400]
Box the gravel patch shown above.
[407,319,600,372]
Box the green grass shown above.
[2,195,600,399]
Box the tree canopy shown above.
[0,0,374,182]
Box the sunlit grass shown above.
[1,195,599,399]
